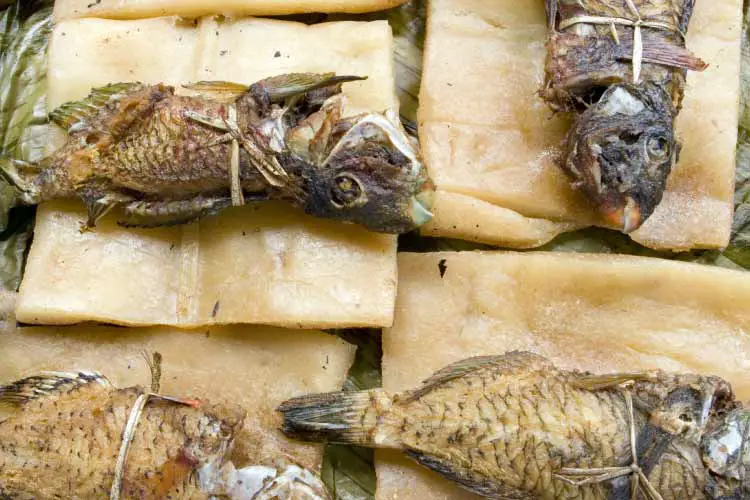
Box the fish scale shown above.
[107,99,237,195]
[2,73,435,233]
[280,351,743,498]
[0,378,245,499]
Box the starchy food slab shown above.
[418,0,742,250]
[53,0,406,20]
[0,317,356,471]
[376,251,750,499]
[16,16,399,328]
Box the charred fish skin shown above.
[543,0,705,234]
[0,371,245,499]
[1,73,435,234]
[278,351,739,499]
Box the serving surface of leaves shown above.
[2,1,749,499]
[0,0,51,290]
[323,329,382,500]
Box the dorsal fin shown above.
[49,82,145,132]
[405,352,552,401]
[0,370,112,406]
[181,81,250,102]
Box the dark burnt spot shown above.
[211,300,220,318]
[438,259,447,278]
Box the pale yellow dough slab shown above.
[16,16,399,328]
[419,0,742,250]
[0,315,356,471]
[376,252,750,499]
[53,0,406,19]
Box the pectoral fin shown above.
[182,81,250,102]
[0,371,112,406]
[569,372,655,391]
[81,193,134,230]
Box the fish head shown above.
[299,111,435,234]
[647,377,735,444]
[701,409,750,495]
[563,83,678,233]
[176,401,246,468]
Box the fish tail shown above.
[0,156,40,204]
[278,389,397,447]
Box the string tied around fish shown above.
[558,0,686,83]
[110,352,202,500]
[185,101,291,207]
[555,382,665,500]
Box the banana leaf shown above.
[325,0,750,498]
[2,1,750,499]
[323,329,382,500]
[0,1,51,290]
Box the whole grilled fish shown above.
[0,367,330,499]
[279,351,749,499]
[0,73,434,233]
[543,0,707,233]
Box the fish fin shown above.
[408,352,552,401]
[615,34,707,72]
[277,389,387,447]
[49,82,146,132]
[250,73,366,104]
[0,371,113,406]
[182,81,250,102]
[149,394,203,408]
[83,197,116,228]
[118,197,234,228]
[0,156,40,203]
[569,372,654,392]
[80,192,134,230]
[405,449,535,499]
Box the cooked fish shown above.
[1,72,434,234]
[279,351,747,499]
[543,0,707,233]
[0,360,330,499]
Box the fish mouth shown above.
[409,179,436,228]
[602,196,642,234]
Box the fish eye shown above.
[330,173,365,209]
[219,422,234,439]
[646,136,670,160]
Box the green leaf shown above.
[322,445,377,500]
[0,1,52,290]
[323,329,382,500]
